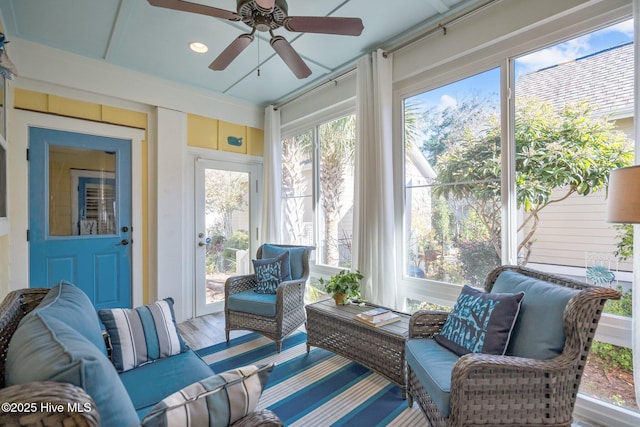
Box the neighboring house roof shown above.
[516,42,633,118]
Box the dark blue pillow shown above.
[253,251,291,294]
[434,285,524,356]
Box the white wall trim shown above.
[8,110,144,307]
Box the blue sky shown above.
[408,19,634,111]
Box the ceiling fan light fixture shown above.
[189,41,209,53]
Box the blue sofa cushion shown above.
[406,338,459,418]
[253,251,290,294]
[120,349,215,418]
[261,244,307,280]
[5,316,139,427]
[140,363,274,427]
[434,285,524,356]
[99,298,189,372]
[29,281,108,355]
[491,270,581,359]
[227,290,277,317]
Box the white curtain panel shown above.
[353,49,398,308]
[633,0,640,408]
[260,105,282,244]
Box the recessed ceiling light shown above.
[189,42,208,53]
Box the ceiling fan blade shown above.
[270,36,311,79]
[147,0,240,21]
[255,0,275,10]
[209,34,254,71]
[283,16,364,36]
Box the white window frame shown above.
[393,6,638,426]
[281,100,356,278]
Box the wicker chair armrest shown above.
[276,279,306,311]
[408,310,449,338]
[0,381,100,427]
[229,409,283,427]
[225,274,258,296]
[449,352,577,424]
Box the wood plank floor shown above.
[178,313,604,427]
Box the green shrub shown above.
[457,241,500,287]
[590,341,633,372]
[604,286,632,317]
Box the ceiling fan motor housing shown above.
[237,0,287,32]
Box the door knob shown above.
[116,239,129,246]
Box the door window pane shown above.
[403,68,501,291]
[203,169,250,304]
[48,145,116,236]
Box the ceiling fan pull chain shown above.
[257,35,261,77]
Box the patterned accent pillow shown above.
[98,298,189,373]
[140,363,274,427]
[253,251,291,294]
[434,285,524,356]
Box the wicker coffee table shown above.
[305,299,410,397]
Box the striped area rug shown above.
[197,331,427,427]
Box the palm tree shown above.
[319,115,356,266]
[282,132,312,244]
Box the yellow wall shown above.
[187,113,263,156]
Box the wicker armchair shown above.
[225,244,314,353]
[0,289,100,427]
[407,265,621,427]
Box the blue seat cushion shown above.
[227,290,277,317]
[28,281,108,355]
[261,244,307,280]
[491,270,581,359]
[406,338,459,418]
[119,349,215,418]
[6,316,139,427]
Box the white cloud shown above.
[604,19,634,37]
[440,94,457,108]
[517,35,591,74]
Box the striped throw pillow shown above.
[141,363,274,427]
[99,298,188,373]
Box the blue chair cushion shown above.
[406,338,459,418]
[119,349,215,418]
[227,290,277,317]
[491,270,581,359]
[28,281,108,355]
[261,244,307,280]
[5,316,139,427]
[434,285,524,356]
[253,251,291,294]
[140,363,274,427]
[99,298,189,373]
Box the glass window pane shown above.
[514,20,635,411]
[404,68,501,287]
[282,131,313,245]
[318,115,355,268]
[48,145,116,236]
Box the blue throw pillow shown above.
[434,285,524,356]
[253,251,290,294]
[99,298,189,373]
[261,244,307,280]
[140,363,274,427]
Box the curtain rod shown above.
[274,67,356,110]
[383,0,500,56]
[274,0,500,110]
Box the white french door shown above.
[194,159,261,316]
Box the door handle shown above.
[116,239,130,246]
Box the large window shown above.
[514,20,635,412]
[403,68,501,304]
[282,114,356,268]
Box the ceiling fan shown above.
[147,0,364,79]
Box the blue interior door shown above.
[29,127,132,309]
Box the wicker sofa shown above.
[0,286,282,427]
[406,265,621,427]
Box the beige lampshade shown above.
[607,165,640,223]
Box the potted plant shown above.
[318,270,364,305]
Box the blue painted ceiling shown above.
[0,0,479,106]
